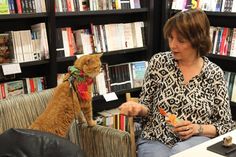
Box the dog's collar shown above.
[67,66,93,101]
[68,66,93,84]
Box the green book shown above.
[0,0,9,14]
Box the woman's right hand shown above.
[118,101,149,117]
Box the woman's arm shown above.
[119,101,149,117]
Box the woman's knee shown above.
[137,138,170,157]
[170,136,210,155]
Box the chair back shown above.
[126,93,138,157]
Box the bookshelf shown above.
[160,0,236,120]
[0,1,51,87]
[0,0,162,115]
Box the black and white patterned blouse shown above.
[139,51,236,147]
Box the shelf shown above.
[102,47,148,65]
[56,56,77,73]
[230,102,236,120]
[55,47,147,72]
[170,9,236,17]
[170,9,236,28]
[56,8,148,16]
[92,87,142,115]
[207,54,236,73]
[0,13,49,32]
[205,11,236,17]
[55,8,148,27]
[0,60,50,82]
[231,101,236,107]
[0,13,48,20]
[206,12,236,27]
[56,56,77,63]
[20,60,50,67]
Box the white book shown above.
[232,0,236,12]
[130,0,141,9]
[35,0,42,13]
[80,29,93,54]
[105,24,122,51]
[21,30,34,62]
[123,23,134,49]
[199,0,212,11]
[61,28,70,57]
[231,76,236,102]
[230,28,236,57]
[31,23,49,59]
[95,71,107,95]
[117,24,126,49]
[98,25,106,52]
[40,0,46,12]
[212,27,219,54]
[14,31,24,63]
[9,31,18,63]
[70,0,75,11]
[73,29,83,54]
[221,0,226,11]
[131,21,144,48]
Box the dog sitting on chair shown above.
[29,54,102,137]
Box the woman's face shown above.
[168,29,198,61]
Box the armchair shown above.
[0,88,132,157]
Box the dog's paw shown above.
[87,120,96,127]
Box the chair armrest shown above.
[68,122,132,157]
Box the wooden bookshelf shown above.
[0,0,162,115]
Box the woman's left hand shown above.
[172,120,198,140]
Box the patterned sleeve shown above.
[211,69,236,135]
[139,54,162,114]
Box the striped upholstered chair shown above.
[0,88,132,157]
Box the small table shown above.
[170,129,236,157]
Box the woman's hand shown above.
[172,120,199,140]
[118,101,149,117]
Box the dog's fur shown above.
[29,54,102,137]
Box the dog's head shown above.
[74,54,102,78]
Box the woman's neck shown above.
[177,56,202,68]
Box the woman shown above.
[119,9,236,157]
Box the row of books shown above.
[96,108,129,131]
[57,60,148,96]
[0,22,49,64]
[96,108,142,135]
[56,22,144,58]
[94,61,148,95]
[55,0,141,12]
[172,0,236,12]
[225,71,236,103]
[0,76,45,100]
[91,22,144,53]
[0,0,46,14]
[210,26,236,57]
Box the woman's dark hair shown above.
[163,9,212,56]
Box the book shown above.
[31,23,49,60]
[95,71,107,95]
[230,28,236,57]
[56,28,65,58]
[131,61,148,88]
[4,80,25,98]
[0,33,14,63]
[0,0,9,14]
[231,75,236,102]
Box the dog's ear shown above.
[63,73,70,82]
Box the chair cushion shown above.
[0,128,86,157]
